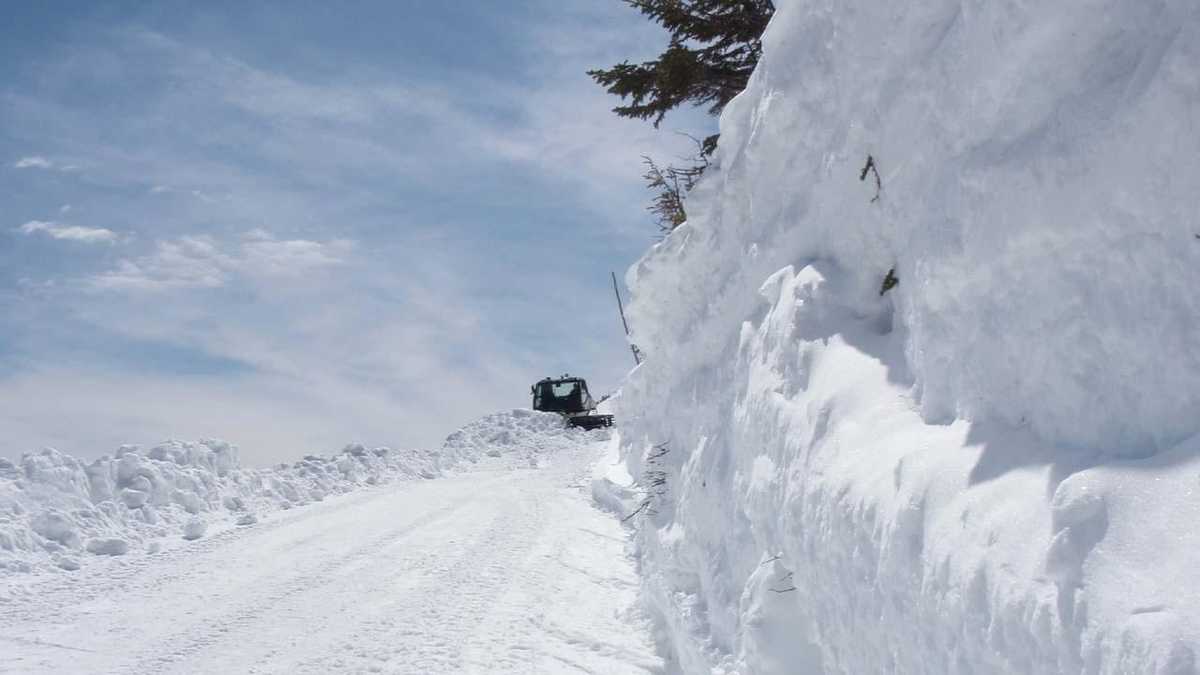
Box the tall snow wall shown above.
[616,1,1200,673]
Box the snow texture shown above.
[616,1,1200,673]
[0,412,660,674]
[0,409,569,578]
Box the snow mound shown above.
[617,1,1200,673]
[441,409,602,468]
[2,412,572,576]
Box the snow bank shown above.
[617,1,1200,673]
[441,408,590,467]
[0,410,571,576]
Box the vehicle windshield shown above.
[548,381,580,398]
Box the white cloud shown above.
[90,28,700,230]
[93,236,232,291]
[92,230,351,291]
[4,22,700,242]
[13,156,53,169]
[0,9,688,463]
[23,246,539,463]
[18,220,117,243]
[241,229,351,275]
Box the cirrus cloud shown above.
[91,230,352,291]
[18,220,117,243]
[13,155,53,169]
[0,2,703,463]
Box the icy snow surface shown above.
[0,410,662,673]
[616,0,1200,673]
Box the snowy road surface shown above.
[0,436,661,674]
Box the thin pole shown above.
[611,271,641,365]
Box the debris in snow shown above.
[236,513,258,526]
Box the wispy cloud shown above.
[92,236,232,291]
[18,220,117,243]
[0,3,692,462]
[240,229,351,276]
[12,155,78,171]
[92,231,350,291]
[13,155,53,169]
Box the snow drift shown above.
[0,409,572,579]
[616,1,1200,673]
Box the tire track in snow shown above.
[0,477,461,675]
[0,474,425,629]
[285,477,548,674]
[111,475,511,674]
[1,436,662,675]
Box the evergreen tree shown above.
[590,1,773,231]
[588,0,774,155]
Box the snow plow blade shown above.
[568,414,614,430]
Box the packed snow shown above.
[615,0,1200,673]
[0,410,662,673]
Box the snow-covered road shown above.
[0,436,661,674]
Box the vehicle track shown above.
[119,480,498,674]
[0,442,661,674]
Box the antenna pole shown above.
[612,271,641,365]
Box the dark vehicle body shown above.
[531,376,614,430]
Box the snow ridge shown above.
[616,1,1200,673]
[0,409,569,579]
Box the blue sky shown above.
[0,1,711,463]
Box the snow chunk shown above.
[31,510,80,548]
[86,538,129,556]
[120,488,149,509]
[181,518,206,541]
